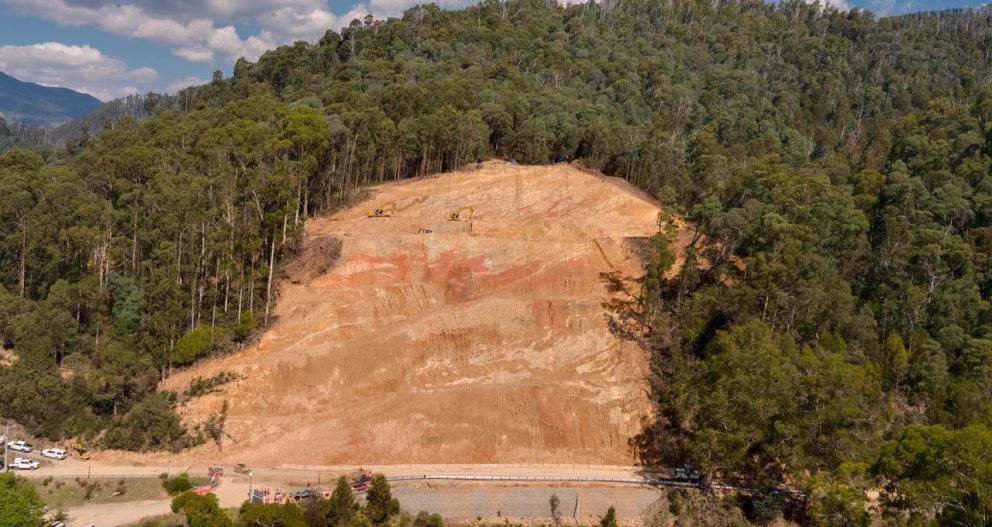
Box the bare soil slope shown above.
[164,162,691,465]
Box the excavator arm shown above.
[368,201,396,217]
[445,206,473,221]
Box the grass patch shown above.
[183,371,243,399]
[37,477,170,509]
[120,513,186,527]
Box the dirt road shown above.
[64,499,171,527]
[392,485,661,525]
[59,477,250,527]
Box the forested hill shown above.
[2,0,992,523]
[0,72,103,125]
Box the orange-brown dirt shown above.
[162,161,698,466]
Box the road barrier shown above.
[18,473,163,479]
[277,463,644,471]
[386,474,745,492]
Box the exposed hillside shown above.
[0,72,102,125]
[162,162,698,464]
[3,0,992,521]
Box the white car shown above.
[42,448,67,460]
[8,440,32,452]
[10,457,39,470]
[0,435,6,445]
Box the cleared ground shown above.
[161,161,696,465]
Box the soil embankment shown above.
[163,162,694,465]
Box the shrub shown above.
[174,326,212,365]
[186,372,242,399]
[414,511,444,527]
[162,473,193,495]
[102,392,189,452]
[233,312,256,343]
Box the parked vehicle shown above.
[351,471,373,492]
[42,448,67,460]
[10,457,39,470]
[8,440,32,452]
[0,435,6,445]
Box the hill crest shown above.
[0,71,102,125]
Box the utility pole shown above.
[3,423,8,472]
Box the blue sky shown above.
[0,0,985,101]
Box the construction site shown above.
[160,161,699,466]
[7,161,734,527]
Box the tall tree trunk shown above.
[302,179,309,225]
[282,213,288,246]
[248,256,256,314]
[224,268,230,313]
[18,226,26,298]
[295,176,303,226]
[237,261,244,319]
[264,233,277,325]
[132,208,139,273]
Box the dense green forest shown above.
[2,0,992,523]
[0,116,50,153]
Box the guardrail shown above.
[16,472,164,479]
[13,471,745,493]
[386,474,745,492]
[278,463,644,471]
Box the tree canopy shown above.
[0,473,44,527]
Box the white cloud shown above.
[0,42,157,100]
[866,0,901,16]
[368,0,416,16]
[2,0,263,62]
[368,0,473,17]
[167,76,209,93]
[1,0,375,63]
[116,0,326,22]
[0,0,443,98]
[259,5,370,41]
[824,0,850,10]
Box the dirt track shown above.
[161,162,692,466]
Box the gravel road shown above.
[393,485,660,524]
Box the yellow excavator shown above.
[368,202,396,218]
[445,206,473,222]
[72,442,91,460]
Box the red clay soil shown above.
[162,161,697,466]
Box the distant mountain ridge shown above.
[0,71,103,126]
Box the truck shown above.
[10,457,39,470]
